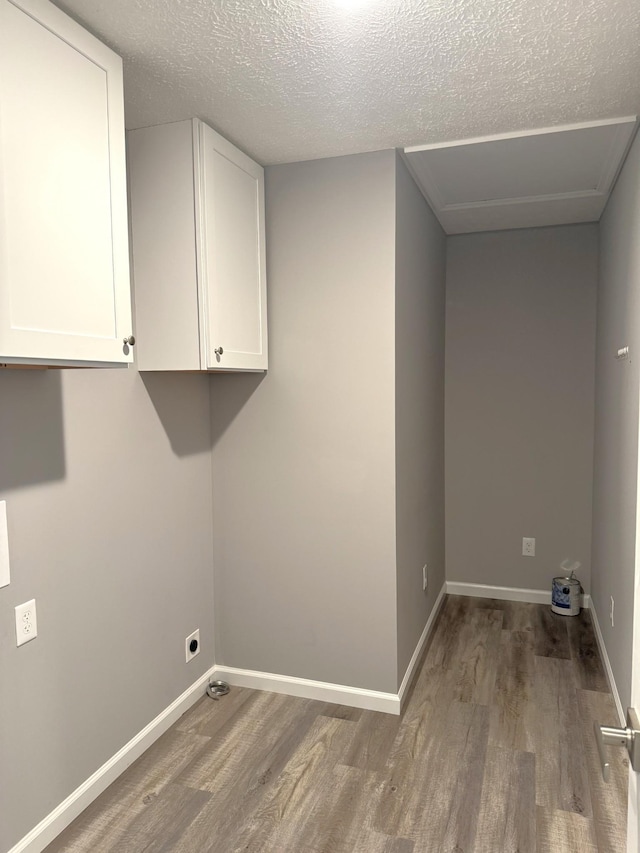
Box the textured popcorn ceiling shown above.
[53,0,640,165]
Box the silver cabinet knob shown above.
[123,335,135,346]
[214,347,223,356]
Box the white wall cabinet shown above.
[128,119,268,372]
[0,0,133,367]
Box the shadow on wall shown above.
[0,369,66,491]
[140,371,217,457]
[210,372,266,448]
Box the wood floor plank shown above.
[567,610,610,692]
[44,729,211,852]
[177,690,309,792]
[533,656,591,817]
[311,766,415,853]
[449,595,537,633]
[113,783,211,853]
[576,688,628,853]
[382,839,415,853]
[176,688,257,737]
[478,599,538,633]
[168,696,335,851]
[340,709,401,772]
[320,703,364,722]
[400,646,454,714]
[532,607,571,659]
[374,700,490,848]
[445,607,503,705]
[421,602,503,706]
[536,807,598,852]
[437,703,492,852]
[421,594,471,668]
[489,628,536,752]
[475,746,536,852]
[226,715,356,852]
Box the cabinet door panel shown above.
[0,0,132,364]
[199,123,267,370]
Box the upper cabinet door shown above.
[197,121,268,371]
[0,0,133,366]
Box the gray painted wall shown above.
[395,154,446,686]
[445,225,597,593]
[592,131,640,710]
[0,368,214,851]
[210,150,399,694]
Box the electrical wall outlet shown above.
[422,564,428,592]
[15,599,37,646]
[522,537,535,557]
[610,596,615,627]
[185,628,200,662]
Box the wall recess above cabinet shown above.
[0,0,133,367]
[128,119,268,372]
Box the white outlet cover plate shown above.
[15,599,37,647]
[0,501,10,588]
[522,537,536,557]
[185,628,200,662]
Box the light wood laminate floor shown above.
[46,596,628,852]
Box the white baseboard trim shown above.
[589,598,625,725]
[212,665,401,716]
[214,582,448,717]
[446,580,590,609]
[8,666,216,853]
[398,581,447,708]
[446,581,552,605]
